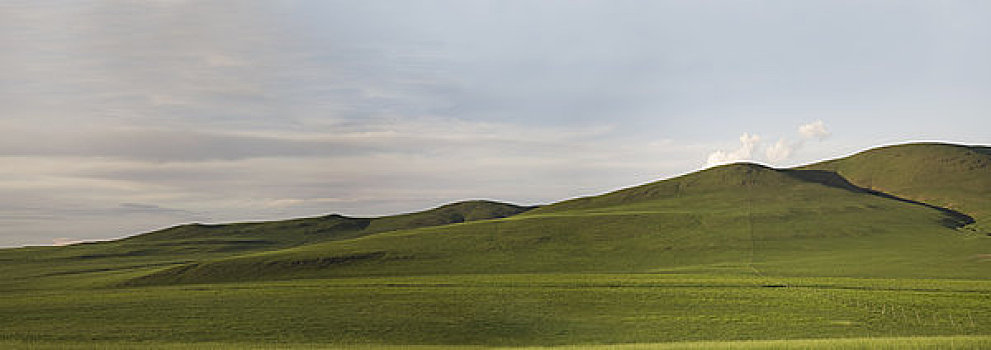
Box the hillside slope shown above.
[802,143,991,228]
[129,162,986,286]
[0,200,533,289]
[126,199,534,247]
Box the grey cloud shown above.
[0,116,614,162]
[117,203,201,216]
[0,129,376,162]
[18,204,205,221]
[0,1,285,132]
[0,213,60,221]
[0,201,209,247]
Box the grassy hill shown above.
[127,199,535,247]
[1,142,989,348]
[127,162,985,285]
[803,143,991,229]
[0,200,532,290]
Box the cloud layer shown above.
[3,2,991,246]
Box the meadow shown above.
[1,273,990,348]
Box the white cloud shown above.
[712,121,833,166]
[799,120,830,140]
[765,138,794,163]
[765,120,831,164]
[706,133,761,167]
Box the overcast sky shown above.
[2,1,990,246]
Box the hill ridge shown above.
[801,142,990,227]
[4,142,988,288]
[125,199,535,245]
[124,144,989,286]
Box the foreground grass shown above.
[1,274,988,346]
[4,336,991,349]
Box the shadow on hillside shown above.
[785,169,976,228]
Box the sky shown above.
[2,1,990,247]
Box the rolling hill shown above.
[127,153,988,285]
[0,200,533,290]
[2,142,990,348]
[5,142,987,289]
[126,199,535,247]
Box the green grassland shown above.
[1,275,990,347]
[4,336,991,349]
[0,143,988,348]
[2,274,991,348]
[0,200,531,291]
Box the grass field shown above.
[1,274,990,347]
[1,143,988,348]
[4,337,991,349]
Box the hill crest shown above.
[122,199,535,249]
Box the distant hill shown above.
[128,153,988,286]
[4,142,987,289]
[126,199,535,248]
[0,200,533,289]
